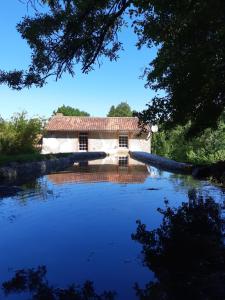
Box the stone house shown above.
[42,114,151,155]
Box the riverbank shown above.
[0,153,73,167]
[192,161,225,186]
[130,151,225,186]
[0,152,106,184]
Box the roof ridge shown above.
[53,115,137,119]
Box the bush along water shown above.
[0,111,43,155]
[151,115,225,165]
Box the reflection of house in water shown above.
[87,154,144,166]
[48,156,149,184]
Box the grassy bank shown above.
[0,153,73,167]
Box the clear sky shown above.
[0,0,157,119]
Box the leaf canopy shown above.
[1,0,225,135]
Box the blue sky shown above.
[0,1,157,119]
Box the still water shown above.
[0,157,224,299]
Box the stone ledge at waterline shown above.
[0,152,106,184]
[130,151,225,184]
[130,151,194,174]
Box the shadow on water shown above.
[2,190,225,300]
[0,178,52,203]
[132,190,225,300]
[2,266,116,300]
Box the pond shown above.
[0,156,224,299]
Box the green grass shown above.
[0,153,73,167]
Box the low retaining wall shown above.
[130,151,193,174]
[0,152,106,184]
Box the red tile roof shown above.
[46,115,149,132]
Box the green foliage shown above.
[152,117,225,164]
[0,112,43,155]
[1,0,224,135]
[53,105,90,116]
[135,0,225,135]
[107,102,133,117]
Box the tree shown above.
[151,114,225,164]
[107,105,116,117]
[1,0,225,135]
[53,105,90,116]
[0,112,43,154]
[107,102,133,117]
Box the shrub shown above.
[151,117,225,164]
[0,112,43,155]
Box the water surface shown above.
[0,158,223,299]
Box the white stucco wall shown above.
[42,137,78,154]
[88,132,151,154]
[88,133,118,154]
[129,136,151,153]
[42,131,151,154]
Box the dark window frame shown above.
[119,135,128,148]
[118,156,129,167]
[79,132,88,151]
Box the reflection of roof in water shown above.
[48,165,149,184]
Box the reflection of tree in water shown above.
[132,190,225,300]
[168,173,202,193]
[18,177,51,203]
[2,190,225,300]
[0,178,54,204]
[2,266,116,300]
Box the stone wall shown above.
[130,151,193,174]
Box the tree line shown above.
[0,103,225,165]
[151,114,225,164]
[54,102,134,117]
[1,0,224,137]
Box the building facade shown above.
[42,114,151,154]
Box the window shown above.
[119,135,128,148]
[118,156,128,167]
[79,133,88,151]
